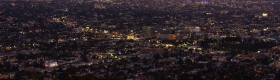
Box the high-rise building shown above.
[142,26,152,38]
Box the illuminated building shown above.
[10,3,16,6]
[262,12,268,17]
[126,34,139,40]
[156,33,177,40]
[111,31,119,35]
[168,34,177,40]
[44,60,58,68]
[185,26,201,32]
[126,35,135,40]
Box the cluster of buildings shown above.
[0,0,279,80]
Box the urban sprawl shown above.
[0,0,280,80]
